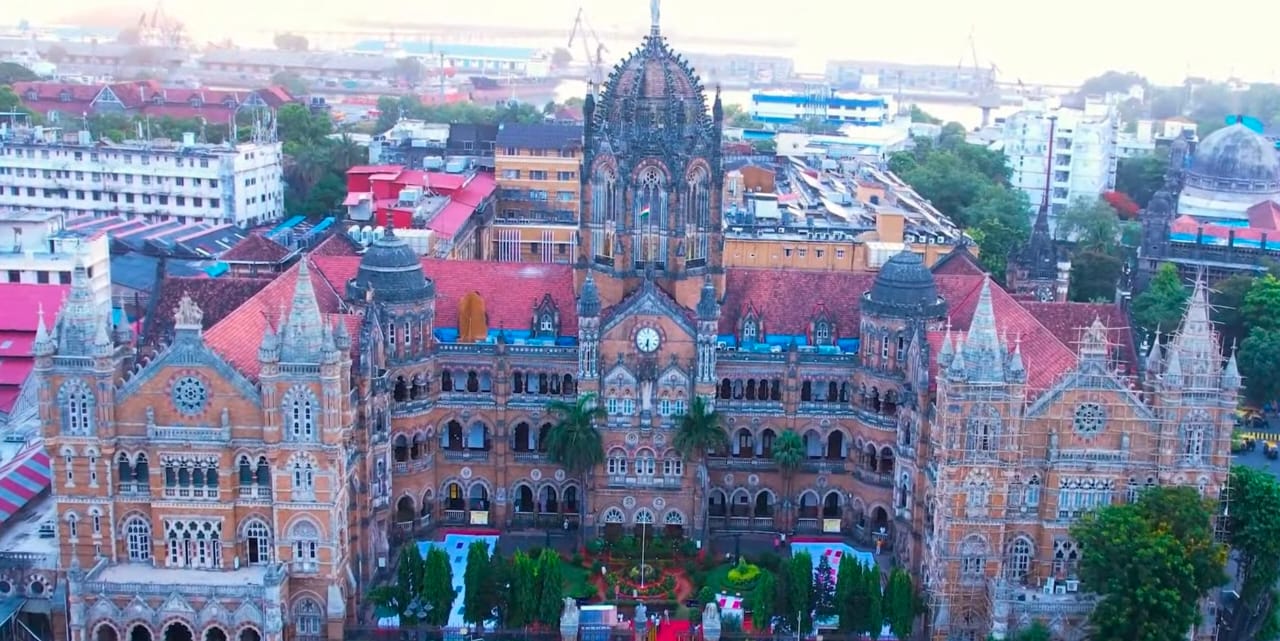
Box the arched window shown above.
[125,516,151,561]
[283,385,318,442]
[59,379,95,435]
[245,520,272,565]
[606,448,628,476]
[292,459,316,497]
[1181,409,1211,464]
[1025,475,1041,507]
[959,535,988,582]
[965,405,1001,457]
[90,508,102,535]
[290,521,320,567]
[66,513,79,538]
[294,598,323,636]
[1004,537,1033,582]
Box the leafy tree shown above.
[1010,620,1052,641]
[865,565,883,640]
[0,63,38,85]
[394,545,427,620]
[421,546,456,626]
[1239,329,1280,405]
[274,32,309,51]
[937,122,968,149]
[395,57,426,86]
[535,548,565,625]
[271,71,309,97]
[1079,71,1149,97]
[884,568,917,639]
[787,551,814,633]
[463,540,495,627]
[1131,263,1189,338]
[1147,86,1186,120]
[375,96,401,133]
[771,430,805,524]
[772,559,795,633]
[1055,197,1121,250]
[674,395,727,534]
[507,551,540,627]
[1069,250,1123,302]
[1243,274,1280,333]
[1212,274,1256,349]
[909,105,941,124]
[1070,486,1225,641]
[1220,465,1280,641]
[1117,154,1167,209]
[835,556,863,633]
[545,394,606,541]
[0,85,23,113]
[812,554,837,618]
[489,550,512,627]
[751,571,777,630]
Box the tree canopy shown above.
[374,94,547,134]
[1071,485,1226,641]
[0,64,37,85]
[1116,153,1167,209]
[1235,274,1280,404]
[1131,263,1189,339]
[1220,465,1280,641]
[274,32,309,51]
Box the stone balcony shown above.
[80,561,287,600]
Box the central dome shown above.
[591,31,716,147]
[346,227,434,304]
[863,251,947,318]
[1187,123,1280,189]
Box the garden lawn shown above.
[562,560,596,600]
[701,563,735,594]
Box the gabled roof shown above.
[929,245,986,276]
[144,277,272,346]
[220,234,292,263]
[1247,200,1280,230]
[720,268,873,335]
[1022,302,1140,376]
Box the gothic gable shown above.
[124,595,154,622]
[161,591,195,614]
[117,333,262,409]
[600,280,696,337]
[531,294,561,339]
[1025,371,1154,421]
[605,363,637,389]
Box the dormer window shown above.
[742,320,758,344]
[189,96,203,108]
[25,89,37,101]
[814,321,832,346]
[152,94,165,105]
[58,90,71,103]
[531,294,560,339]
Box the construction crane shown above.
[137,1,186,48]
[568,7,608,92]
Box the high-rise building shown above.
[490,123,583,263]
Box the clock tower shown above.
[577,0,725,311]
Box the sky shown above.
[21,0,1280,86]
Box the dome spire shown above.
[650,0,661,36]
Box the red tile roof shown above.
[1248,200,1280,230]
[720,268,1079,390]
[143,277,272,346]
[1022,301,1139,376]
[0,333,35,359]
[0,285,71,332]
[13,81,291,123]
[930,246,986,277]
[427,202,476,237]
[309,257,578,335]
[220,234,293,263]
[204,259,344,378]
[310,233,361,257]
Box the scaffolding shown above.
[921,275,1233,641]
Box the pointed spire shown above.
[578,271,601,317]
[55,251,102,356]
[1169,273,1219,388]
[1079,317,1110,368]
[258,319,279,363]
[649,0,662,36]
[964,279,1005,384]
[938,320,954,369]
[697,273,718,320]
[1164,346,1183,386]
[33,303,54,357]
[1223,341,1242,390]
[1145,328,1163,375]
[333,317,351,351]
[947,333,967,381]
[320,314,339,364]
[279,259,326,363]
[112,295,134,344]
[93,315,112,356]
[1007,335,1026,382]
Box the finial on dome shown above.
[650,0,661,35]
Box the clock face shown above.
[636,327,661,353]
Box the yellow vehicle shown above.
[1266,442,1279,460]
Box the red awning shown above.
[0,446,50,523]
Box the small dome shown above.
[1188,123,1280,185]
[863,251,947,318]
[346,227,434,304]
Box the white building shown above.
[999,99,1119,228]
[0,209,112,313]
[749,90,892,126]
[775,125,910,163]
[1117,118,1200,158]
[0,126,284,227]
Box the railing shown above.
[162,486,220,500]
[713,399,785,413]
[718,351,787,363]
[511,512,581,529]
[852,468,894,488]
[796,518,820,533]
[707,457,778,472]
[513,451,547,463]
[291,560,319,574]
[116,482,151,497]
[443,510,467,524]
[801,459,847,474]
[853,407,898,430]
[392,399,434,416]
[393,459,433,474]
[605,475,683,489]
[237,485,271,500]
[148,425,230,442]
[798,401,851,415]
[441,449,491,463]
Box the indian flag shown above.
[638,205,651,222]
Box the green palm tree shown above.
[673,396,729,537]
[771,430,806,528]
[545,393,607,539]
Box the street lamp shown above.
[639,522,648,589]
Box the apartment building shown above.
[999,100,1120,228]
[0,209,112,312]
[490,123,583,263]
[0,126,285,227]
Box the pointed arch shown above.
[58,379,95,435]
[282,385,318,442]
